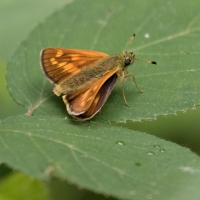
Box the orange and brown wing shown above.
[63,67,120,120]
[40,48,108,84]
[78,73,118,120]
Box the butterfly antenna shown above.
[125,33,136,52]
[135,58,157,65]
[126,33,157,65]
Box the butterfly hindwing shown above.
[63,68,120,119]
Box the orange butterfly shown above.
[40,34,156,121]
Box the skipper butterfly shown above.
[40,34,156,121]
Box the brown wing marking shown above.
[63,67,120,116]
[40,48,108,84]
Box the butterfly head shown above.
[124,51,135,67]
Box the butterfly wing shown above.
[63,68,120,120]
[40,48,109,84]
[78,74,118,120]
[41,47,119,120]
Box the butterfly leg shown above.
[124,71,143,93]
[121,71,130,107]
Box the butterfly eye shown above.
[124,57,131,66]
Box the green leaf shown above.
[6,0,200,122]
[0,172,49,200]
[1,115,200,200]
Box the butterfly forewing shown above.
[78,73,118,120]
[40,48,108,84]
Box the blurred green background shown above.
[0,1,200,200]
